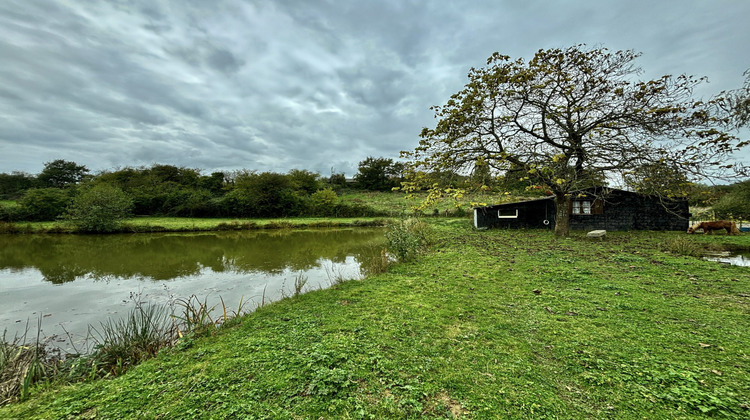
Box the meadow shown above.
[1,220,747,419]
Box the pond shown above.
[0,228,385,350]
[703,249,750,267]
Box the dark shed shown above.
[473,188,690,231]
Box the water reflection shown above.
[0,228,385,348]
[0,229,385,283]
[704,250,750,267]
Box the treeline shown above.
[2,158,748,227]
[0,157,410,225]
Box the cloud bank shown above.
[1,0,748,176]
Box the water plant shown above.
[85,303,173,377]
[1,320,54,405]
[293,273,309,296]
[384,217,434,261]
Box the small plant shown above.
[385,218,434,262]
[293,273,308,296]
[663,237,703,257]
[171,295,220,338]
[361,248,391,276]
[325,264,352,286]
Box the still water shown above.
[704,250,750,267]
[0,228,385,349]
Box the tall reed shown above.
[85,303,174,377]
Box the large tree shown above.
[38,159,89,188]
[404,45,745,236]
[723,69,750,128]
[355,157,404,191]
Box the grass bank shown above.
[1,222,748,418]
[0,216,391,234]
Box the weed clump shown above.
[663,237,703,256]
[662,237,724,257]
[0,335,49,404]
[385,218,434,262]
[84,303,173,377]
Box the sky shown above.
[1,0,749,177]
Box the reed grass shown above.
[1,291,257,405]
[85,303,174,377]
[1,319,53,405]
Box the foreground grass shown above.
[1,223,748,418]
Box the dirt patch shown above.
[423,391,469,418]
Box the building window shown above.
[572,200,592,215]
[498,208,518,219]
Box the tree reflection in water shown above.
[0,228,385,348]
[0,229,385,283]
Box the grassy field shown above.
[338,190,528,216]
[1,221,747,419]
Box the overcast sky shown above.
[1,0,749,177]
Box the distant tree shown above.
[17,188,72,220]
[0,172,36,199]
[288,169,321,195]
[326,172,348,190]
[37,160,89,188]
[712,179,750,220]
[228,171,302,217]
[147,164,200,187]
[65,184,134,232]
[470,158,493,188]
[403,45,744,236]
[624,162,693,199]
[198,172,227,195]
[355,157,403,191]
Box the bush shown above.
[385,218,434,262]
[65,184,134,232]
[0,202,22,222]
[17,188,72,221]
[310,188,339,216]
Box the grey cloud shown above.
[0,0,748,176]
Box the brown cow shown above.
[687,220,741,235]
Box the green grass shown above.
[0,216,390,234]
[1,223,749,418]
[339,190,534,216]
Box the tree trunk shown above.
[554,193,571,237]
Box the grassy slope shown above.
[1,222,748,419]
[338,190,532,216]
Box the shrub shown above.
[17,188,72,221]
[712,192,750,220]
[310,188,339,216]
[385,218,434,262]
[65,184,134,232]
[0,202,22,222]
